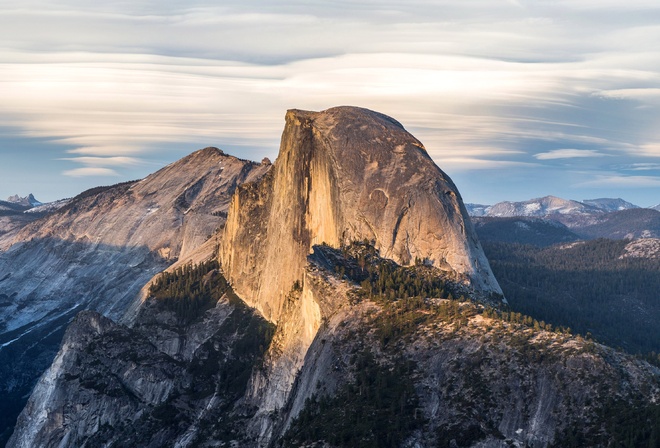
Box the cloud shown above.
[597,88,660,103]
[576,175,660,187]
[534,149,607,160]
[625,163,660,170]
[639,143,660,157]
[62,167,120,177]
[436,158,539,171]
[60,156,141,166]
[1,0,660,207]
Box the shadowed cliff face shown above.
[221,106,501,324]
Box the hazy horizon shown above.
[1,1,659,206]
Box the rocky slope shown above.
[574,208,660,239]
[0,147,269,444]
[621,238,660,259]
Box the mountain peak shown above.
[6,193,41,207]
[582,197,639,212]
[287,106,407,132]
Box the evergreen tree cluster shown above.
[325,240,456,302]
[282,350,422,448]
[148,259,228,323]
[554,399,660,448]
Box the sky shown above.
[1,1,659,206]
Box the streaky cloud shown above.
[534,149,607,160]
[577,174,660,187]
[63,167,120,177]
[59,156,142,166]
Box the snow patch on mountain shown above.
[485,196,599,218]
[24,199,71,214]
[465,203,489,217]
[467,196,645,218]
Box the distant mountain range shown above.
[468,195,660,245]
[466,195,641,217]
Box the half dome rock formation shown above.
[216,107,503,443]
[221,106,502,323]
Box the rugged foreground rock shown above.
[9,246,660,448]
[6,107,660,447]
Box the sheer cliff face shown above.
[221,106,501,323]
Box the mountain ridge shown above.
[467,195,660,240]
[0,146,270,445]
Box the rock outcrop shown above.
[217,106,503,442]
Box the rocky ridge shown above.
[6,194,42,208]
[0,147,269,445]
[467,196,641,219]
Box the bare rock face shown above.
[0,146,269,334]
[4,148,267,259]
[221,106,501,324]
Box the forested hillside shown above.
[483,239,660,355]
